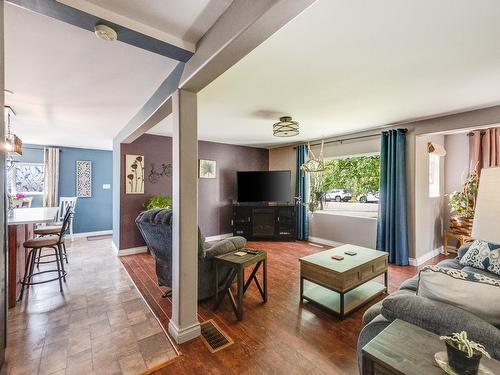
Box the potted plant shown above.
[144,194,172,210]
[448,172,479,235]
[440,331,491,375]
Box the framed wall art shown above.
[76,160,92,197]
[125,154,145,194]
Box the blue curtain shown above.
[296,145,309,240]
[376,129,409,265]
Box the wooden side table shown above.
[362,319,500,375]
[213,249,267,321]
[443,230,473,255]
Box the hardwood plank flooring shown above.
[121,241,451,375]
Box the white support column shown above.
[168,89,201,344]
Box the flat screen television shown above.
[237,170,291,203]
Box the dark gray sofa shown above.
[357,243,500,372]
[136,208,247,300]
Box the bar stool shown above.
[18,211,71,301]
[34,223,68,264]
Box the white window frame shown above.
[429,154,441,198]
[9,162,45,196]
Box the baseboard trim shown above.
[117,246,148,256]
[73,230,113,238]
[168,320,201,344]
[205,233,233,242]
[409,246,443,266]
[308,236,345,248]
[111,241,119,255]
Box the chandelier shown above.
[273,116,299,137]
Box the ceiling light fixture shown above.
[94,24,118,42]
[273,116,299,137]
[4,106,23,156]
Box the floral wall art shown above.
[199,159,216,179]
[125,154,145,194]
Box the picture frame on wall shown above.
[199,159,216,179]
[125,154,145,194]
[76,160,92,198]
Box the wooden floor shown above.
[121,241,450,375]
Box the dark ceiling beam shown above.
[6,0,193,62]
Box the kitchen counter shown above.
[8,207,58,225]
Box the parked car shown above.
[324,189,352,202]
[357,191,379,203]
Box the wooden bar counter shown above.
[7,207,58,308]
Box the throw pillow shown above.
[417,265,500,326]
[459,240,500,276]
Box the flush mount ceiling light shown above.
[94,24,118,42]
[273,116,299,137]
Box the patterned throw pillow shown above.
[459,240,500,276]
[417,265,500,326]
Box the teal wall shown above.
[13,145,112,233]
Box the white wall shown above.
[442,132,470,246]
[415,134,446,260]
[311,137,380,159]
[310,212,377,248]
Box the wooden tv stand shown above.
[232,203,296,241]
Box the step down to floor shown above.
[200,319,233,353]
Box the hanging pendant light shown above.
[5,106,23,156]
[273,116,299,137]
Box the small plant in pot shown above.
[144,194,172,210]
[440,331,491,375]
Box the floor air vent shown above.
[200,320,233,353]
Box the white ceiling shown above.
[182,0,500,148]
[57,0,233,51]
[5,3,178,150]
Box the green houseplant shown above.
[448,171,479,235]
[440,331,491,375]
[144,194,172,210]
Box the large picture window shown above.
[317,154,380,217]
[8,162,45,195]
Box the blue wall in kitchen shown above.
[12,144,112,233]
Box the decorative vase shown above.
[446,342,482,375]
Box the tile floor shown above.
[5,238,178,375]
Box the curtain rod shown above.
[22,146,62,152]
[293,128,408,149]
[467,131,486,136]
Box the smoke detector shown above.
[94,24,118,42]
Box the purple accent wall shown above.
[120,134,269,250]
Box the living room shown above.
[3,0,500,374]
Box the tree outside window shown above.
[311,155,380,212]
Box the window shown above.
[316,154,380,218]
[429,154,440,198]
[8,162,44,195]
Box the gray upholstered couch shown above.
[136,208,247,301]
[357,243,500,372]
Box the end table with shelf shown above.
[213,249,267,321]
